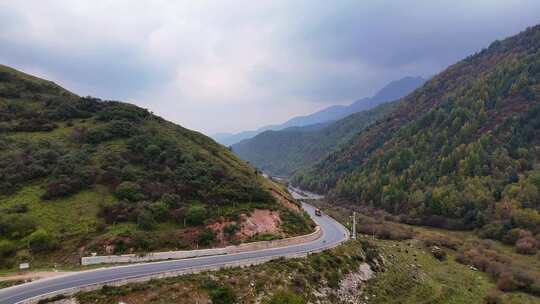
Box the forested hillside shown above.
[232,101,397,176]
[0,65,311,269]
[294,25,540,249]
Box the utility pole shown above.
[352,211,356,239]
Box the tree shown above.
[149,201,169,222]
[137,210,156,231]
[144,144,161,161]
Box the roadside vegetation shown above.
[35,198,539,304]
[314,200,540,303]
[73,239,380,304]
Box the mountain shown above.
[279,76,425,129]
[293,25,540,243]
[0,65,312,269]
[212,125,279,147]
[212,76,425,146]
[232,100,397,177]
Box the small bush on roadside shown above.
[198,228,215,246]
[201,280,236,304]
[223,223,239,237]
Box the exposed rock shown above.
[315,263,375,304]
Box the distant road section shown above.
[0,203,348,304]
[288,186,325,200]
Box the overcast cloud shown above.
[1,1,539,134]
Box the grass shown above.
[0,185,112,237]
[364,239,494,304]
[311,200,540,304]
[0,181,314,274]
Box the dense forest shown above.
[233,101,397,176]
[294,25,540,252]
[0,65,310,268]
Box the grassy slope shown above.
[314,200,540,303]
[0,64,313,271]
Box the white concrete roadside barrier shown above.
[81,225,322,266]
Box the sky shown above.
[1,1,539,135]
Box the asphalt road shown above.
[0,203,349,304]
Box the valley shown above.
[1,4,540,304]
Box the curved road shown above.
[0,203,348,304]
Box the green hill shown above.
[0,65,311,269]
[232,101,397,177]
[293,25,540,246]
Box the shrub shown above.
[209,285,235,304]
[422,235,461,250]
[515,236,538,255]
[115,181,142,202]
[137,210,156,231]
[161,193,181,208]
[486,262,507,279]
[223,223,239,237]
[198,228,215,246]
[0,240,16,257]
[27,229,57,253]
[4,203,28,214]
[484,290,503,304]
[269,291,306,304]
[202,280,235,304]
[185,204,207,226]
[0,214,36,239]
[478,222,506,240]
[502,228,525,245]
[144,144,161,160]
[148,201,169,222]
[497,272,518,292]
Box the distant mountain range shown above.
[212,76,425,146]
[232,100,399,177]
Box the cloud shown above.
[0,0,539,134]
